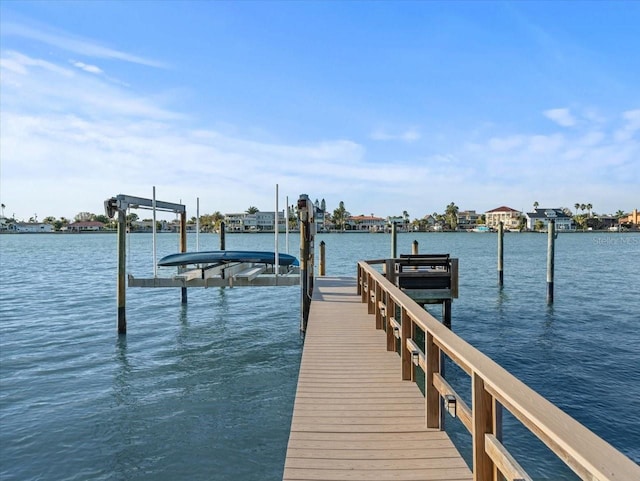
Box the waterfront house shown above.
[485,206,522,231]
[457,210,480,230]
[525,208,574,231]
[67,221,105,232]
[8,222,53,233]
[347,215,387,232]
[620,208,639,227]
[223,211,286,232]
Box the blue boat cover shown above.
[157,250,299,267]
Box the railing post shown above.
[361,270,368,303]
[425,332,440,429]
[368,277,376,315]
[473,373,495,481]
[375,282,383,329]
[387,297,396,352]
[401,307,412,380]
[493,399,503,481]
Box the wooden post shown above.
[319,240,326,276]
[387,297,396,352]
[180,211,187,304]
[401,308,412,380]
[425,332,440,429]
[391,222,397,258]
[219,221,225,250]
[367,273,375,315]
[498,221,504,287]
[385,258,396,286]
[472,373,495,481]
[412,240,419,255]
[117,209,127,334]
[493,399,503,481]
[375,282,383,329]
[300,215,309,332]
[298,194,313,334]
[442,300,452,328]
[547,219,555,304]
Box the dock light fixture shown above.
[393,326,400,338]
[445,394,457,418]
[412,350,420,365]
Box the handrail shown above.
[357,261,639,481]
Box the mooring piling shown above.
[219,221,226,250]
[298,194,315,334]
[391,221,398,258]
[117,208,127,334]
[498,221,504,287]
[547,219,556,304]
[319,240,326,276]
[180,210,187,304]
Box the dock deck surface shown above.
[283,277,472,481]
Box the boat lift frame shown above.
[105,194,187,334]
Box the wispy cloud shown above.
[370,127,421,142]
[2,21,166,68]
[544,108,576,127]
[71,60,103,75]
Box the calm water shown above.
[1,231,638,480]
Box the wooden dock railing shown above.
[357,261,639,481]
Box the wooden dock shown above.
[284,265,640,481]
[283,276,472,481]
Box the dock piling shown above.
[498,221,504,287]
[319,241,326,276]
[391,222,398,258]
[180,211,187,304]
[547,219,555,304]
[117,208,127,334]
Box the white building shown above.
[347,215,387,232]
[485,206,522,230]
[525,208,574,231]
[8,222,53,233]
[224,211,286,232]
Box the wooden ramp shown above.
[283,277,472,481]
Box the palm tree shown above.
[402,210,410,230]
[333,201,349,232]
[533,201,539,211]
[574,203,580,216]
[246,206,259,214]
[1,203,5,218]
[586,203,593,217]
[445,202,459,230]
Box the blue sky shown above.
[1,1,638,221]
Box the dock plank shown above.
[283,277,472,481]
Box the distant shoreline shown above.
[1,229,637,235]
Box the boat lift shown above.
[105,192,303,334]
